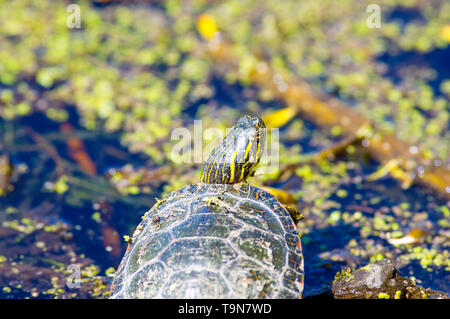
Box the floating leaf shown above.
[387,228,428,246]
[439,25,450,42]
[366,159,414,188]
[197,13,218,40]
[262,107,297,129]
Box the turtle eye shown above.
[250,116,265,129]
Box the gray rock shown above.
[332,259,448,299]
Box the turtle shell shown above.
[110,183,304,299]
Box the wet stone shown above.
[332,259,449,299]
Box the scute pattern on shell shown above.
[110,183,304,299]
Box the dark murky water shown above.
[0,3,448,299]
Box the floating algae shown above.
[0,0,448,298]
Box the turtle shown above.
[110,115,304,299]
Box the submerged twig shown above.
[201,37,450,198]
[26,127,68,175]
[0,153,13,197]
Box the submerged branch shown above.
[202,39,449,198]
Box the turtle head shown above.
[201,115,266,184]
